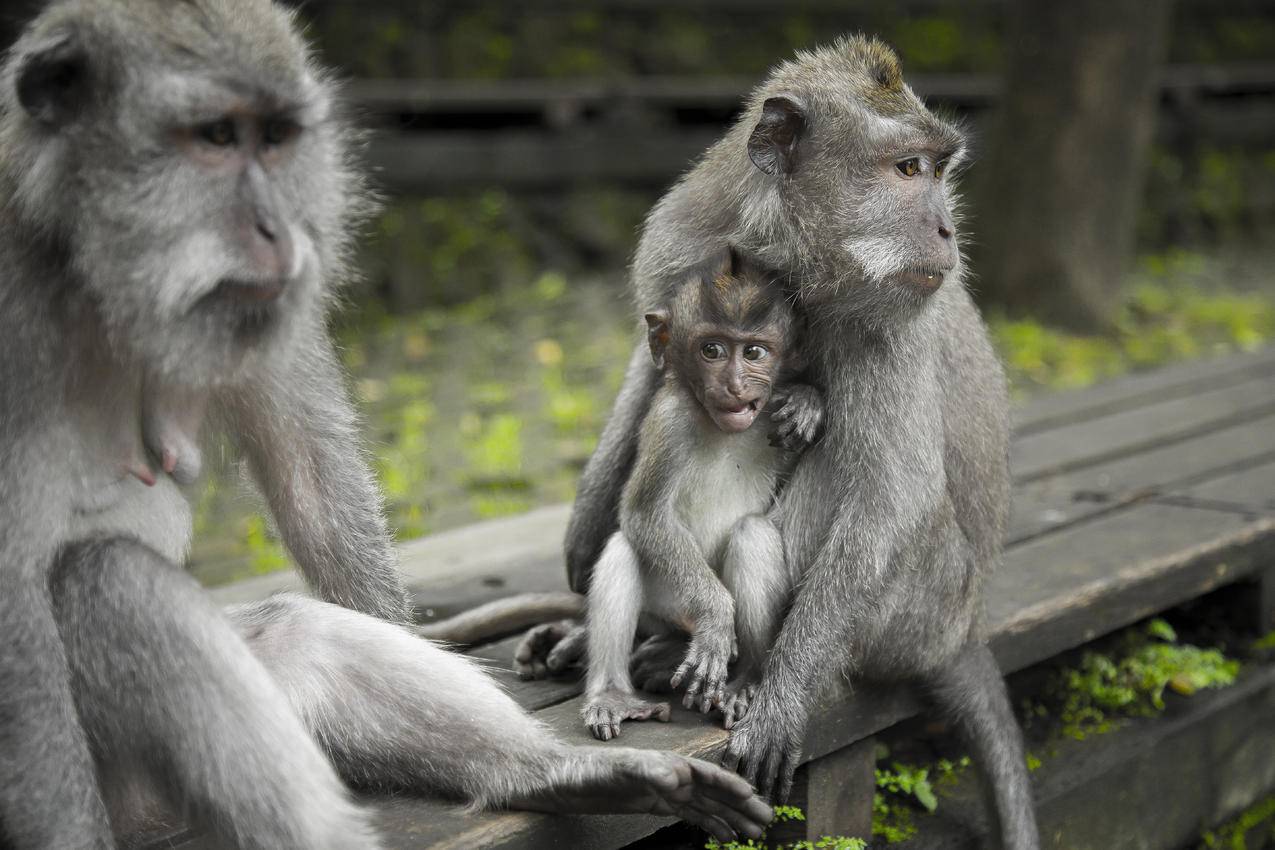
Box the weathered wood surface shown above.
[183,347,1275,849]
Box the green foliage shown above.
[1252,631,1275,653]
[992,250,1275,395]
[703,805,865,850]
[1032,619,1240,743]
[870,759,964,843]
[1198,794,1275,850]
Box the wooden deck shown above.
[191,347,1275,849]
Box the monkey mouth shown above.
[712,399,762,433]
[211,277,287,304]
[898,268,946,293]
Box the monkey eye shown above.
[701,342,727,361]
[742,344,769,361]
[895,158,920,178]
[935,158,950,179]
[263,118,301,147]
[197,119,237,147]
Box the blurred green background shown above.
[7,1,1267,585]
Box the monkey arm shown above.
[221,333,412,625]
[0,450,114,847]
[725,444,944,799]
[564,339,659,592]
[621,414,737,709]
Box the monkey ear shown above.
[15,32,91,127]
[644,310,671,370]
[747,95,806,176]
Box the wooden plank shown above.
[1011,371,1275,483]
[1008,410,1275,542]
[365,496,1275,848]
[990,505,1275,672]
[1012,347,1275,436]
[1166,456,1275,514]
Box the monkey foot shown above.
[512,747,773,843]
[583,690,670,741]
[630,633,686,692]
[720,681,755,730]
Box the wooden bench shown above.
[188,346,1275,849]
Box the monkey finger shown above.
[677,791,768,841]
[770,759,790,805]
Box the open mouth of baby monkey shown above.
[710,398,763,433]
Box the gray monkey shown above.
[583,248,822,740]
[0,1,772,847]
[527,36,1040,849]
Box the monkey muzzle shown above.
[709,398,763,433]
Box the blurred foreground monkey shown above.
[583,248,823,741]
[0,1,772,847]
[524,35,1041,849]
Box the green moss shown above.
[1252,631,1275,653]
[704,805,865,850]
[1198,794,1275,850]
[1028,618,1240,744]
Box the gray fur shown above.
[554,35,1039,849]
[0,2,772,847]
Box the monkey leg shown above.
[0,577,112,850]
[924,642,1040,850]
[228,593,772,843]
[582,532,670,741]
[720,514,791,730]
[50,538,379,850]
[721,514,791,675]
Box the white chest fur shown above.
[673,415,783,570]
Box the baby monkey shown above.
[584,248,822,740]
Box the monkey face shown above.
[741,36,968,312]
[688,336,780,433]
[3,0,357,387]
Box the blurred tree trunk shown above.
[973,0,1173,331]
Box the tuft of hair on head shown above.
[676,246,789,334]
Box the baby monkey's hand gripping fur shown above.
[581,248,821,740]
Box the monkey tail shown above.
[925,642,1040,850]
[416,591,584,645]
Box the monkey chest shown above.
[673,429,782,568]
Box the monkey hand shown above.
[670,626,736,713]
[722,692,805,802]
[769,383,824,452]
[719,680,756,730]
[513,619,586,680]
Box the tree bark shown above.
[972,0,1173,331]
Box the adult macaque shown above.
[0,2,771,847]
[532,36,1041,849]
[584,248,822,740]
